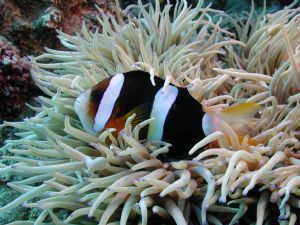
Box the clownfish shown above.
[74,70,261,158]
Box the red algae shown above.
[0,40,40,120]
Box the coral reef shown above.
[0,40,40,121]
[0,0,56,56]
[0,0,300,225]
[50,0,116,34]
[0,0,116,56]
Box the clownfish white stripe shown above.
[202,113,216,136]
[147,86,178,142]
[94,73,125,132]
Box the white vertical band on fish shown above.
[147,86,178,142]
[202,112,224,136]
[94,73,125,132]
[202,113,215,136]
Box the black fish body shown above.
[162,87,205,157]
[75,70,206,158]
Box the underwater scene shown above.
[0,0,300,224]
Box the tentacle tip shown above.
[86,172,93,176]
[278,216,284,221]
[219,198,226,203]
[10,165,16,169]
[242,190,248,196]
[136,178,144,182]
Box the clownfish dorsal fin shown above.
[220,102,261,120]
[120,103,152,126]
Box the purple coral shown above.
[0,40,40,120]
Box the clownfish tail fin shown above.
[220,102,261,119]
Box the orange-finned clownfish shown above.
[74,70,261,158]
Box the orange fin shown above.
[220,102,261,119]
[237,134,257,146]
[121,103,152,126]
[222,133,257,148]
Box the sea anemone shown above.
[0,0,300,224]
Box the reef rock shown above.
[0,39,40,121]
[0,0,116,56]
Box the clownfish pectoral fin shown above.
[220,102,261,121]
[121,103,153,127]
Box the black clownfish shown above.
[74,70,206,158]
[74,70,261,158]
